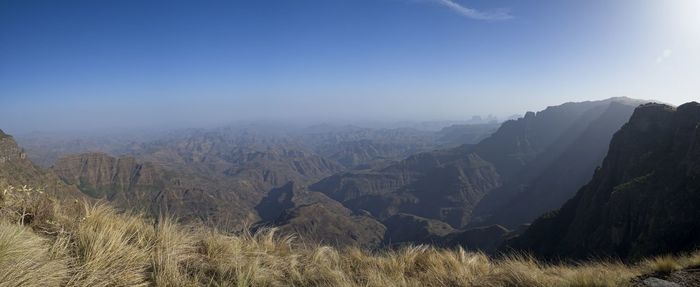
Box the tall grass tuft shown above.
[0,222,68,287]
[642,255,683,274]
[66,204,153,287]
[151,216,197,286]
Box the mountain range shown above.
[4,97,700,262]
[308,97,647,247]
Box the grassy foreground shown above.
[1,184,699,287]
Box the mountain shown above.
[51,153,166,200]
[31,127,374,243]
[434,123,501,149]
[311,147,501,229]
[310,98,647,242]
[130,128,344,180]
[509,102,700,260]
[14,129,168,168]
[303,123,499,169]
[254,182,387,247]
[18,123,498,171]
[470,100,642,228]
[50,152,262,227]
[6,97,652,252]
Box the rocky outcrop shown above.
[509,102,700,261]
[0,130,27,165]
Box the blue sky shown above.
[1,0,698,133]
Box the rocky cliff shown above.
[52,153,164,198]
[0,129,81,200]
[509,102,700,261]
[0,129,28,165]
[472,100,640,228]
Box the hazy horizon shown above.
[2,0,698,134]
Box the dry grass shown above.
[66,204,153,287]
[0,183,698,287]
[640,251,700,275]
[0,222,68,287]
[642,255,682,274]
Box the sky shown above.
[1,0,698,133]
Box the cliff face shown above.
[51,153,164,200]
[0,131,40,187]
[472,101,639,228]
[0,130,28,165]
[0,130,81,200]
[509,102,700,261]
[471,99,630,181]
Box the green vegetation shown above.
[0,183,697,287]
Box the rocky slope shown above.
[311,147,501,228]
[254,182,387,248]
[509,102,700,260]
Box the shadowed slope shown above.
[510,102,700,260]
